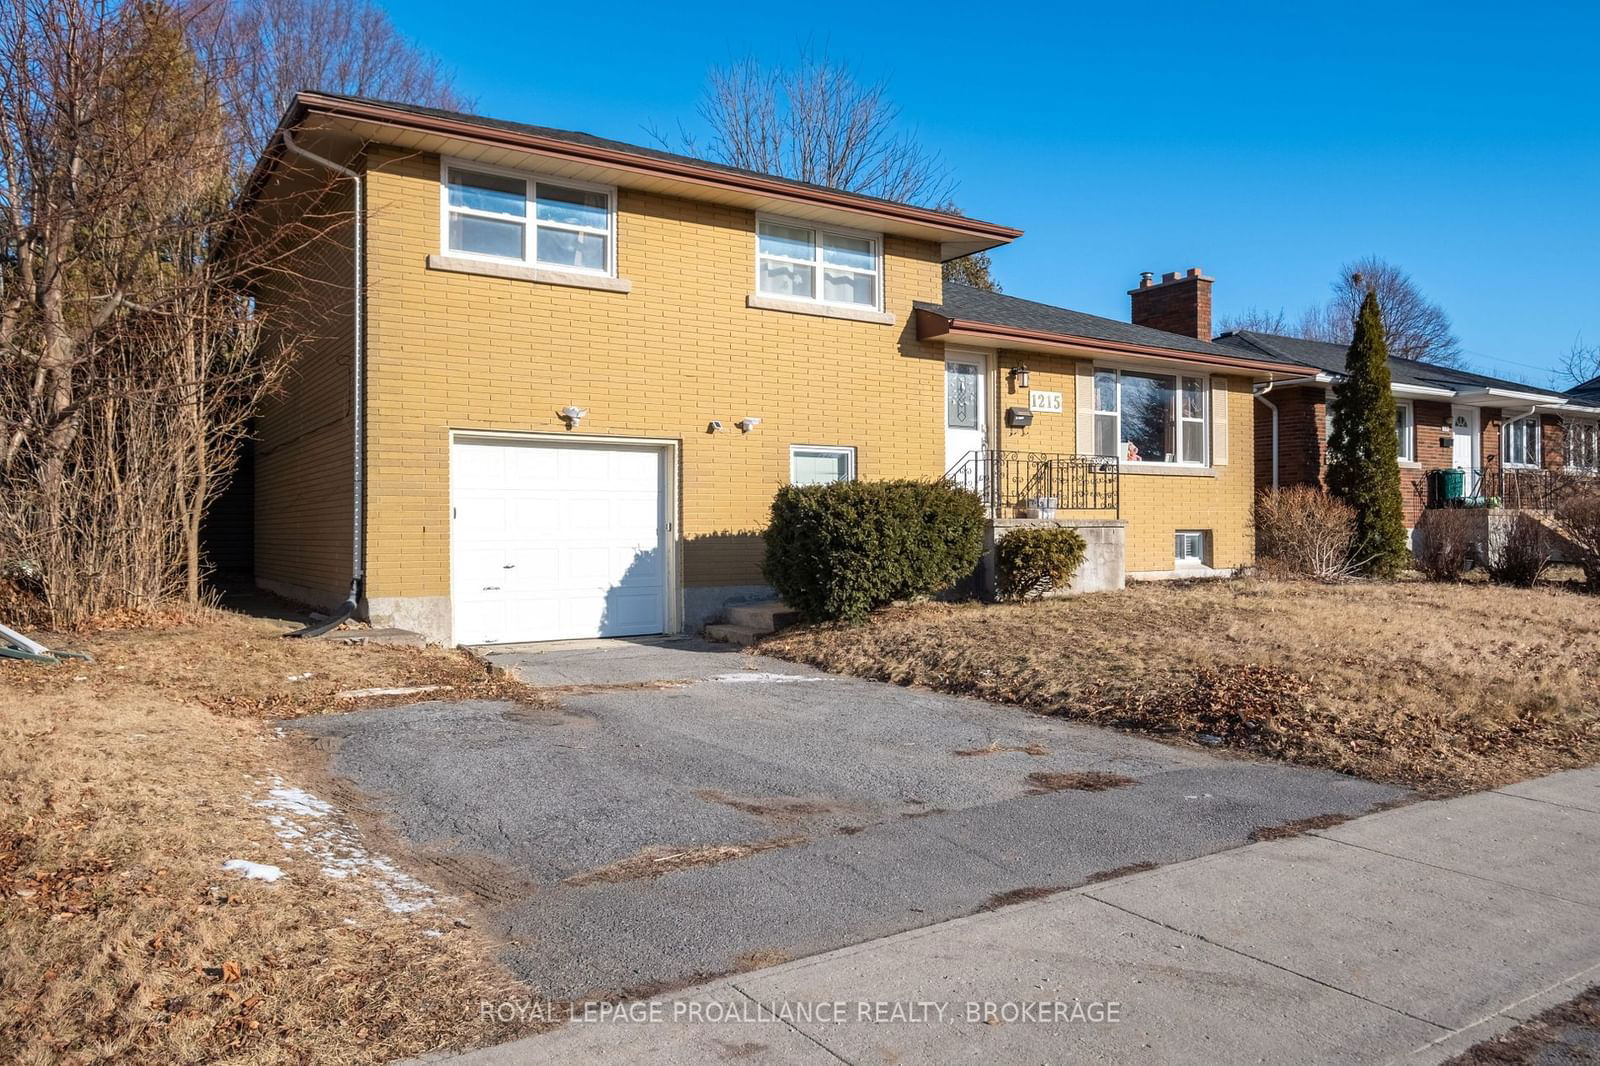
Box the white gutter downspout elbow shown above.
[1253,379,1279,489]
[281,129,366,638]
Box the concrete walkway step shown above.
[702,622,766,647]
[724,600,800,632]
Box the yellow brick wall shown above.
[361,147,948,600]
[990,350,1256,572]
[252,182,356,607]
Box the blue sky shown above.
[384,0,1599,385]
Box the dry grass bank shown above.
[0,611,552,1064]
[760,578,1600,794]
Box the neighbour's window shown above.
[1395,402,1414,462]
[1503,415,1540,468]
[1175,531,1207,566]
[790,446,856,486]
[1568,420,1599,471]
[757,219,880,309]
[1326,394,1415,462]
[1092,367,1207,465]
[444,164,613,274]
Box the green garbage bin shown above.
[1427,467,1466,507]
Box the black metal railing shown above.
[944,450,1119,517]
[1422,457,1600,511]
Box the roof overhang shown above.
[914,308,1318,379]
[1390,382,1459,399]
[1449,386,1570,406]
[250,94,1022,261]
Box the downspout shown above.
[1253,379,1279,489]
[281,129,365,639]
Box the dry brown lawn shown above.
[760,578,1600,795]
[0,609,555,1065]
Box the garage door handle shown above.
[502,564,516,569]
[482,586,500,591]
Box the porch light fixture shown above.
[558,405,587,430]
[1009,364,1031,390]
[707,420,724,434]
[736,417,761,433]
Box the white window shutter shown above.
[1075,362,1094,455]
[1211,377,1229,465]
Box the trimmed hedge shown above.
[762,479,985,623]
[996,526,1087,601]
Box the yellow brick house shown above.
[243,93,1313,645]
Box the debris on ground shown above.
[1024,771,1136,793]
[563,837,808,886]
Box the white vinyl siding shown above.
[442,161,615,275]
[757,218,880,310]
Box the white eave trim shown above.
[1450,387,1570,405]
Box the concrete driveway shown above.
[292,637,1405,1001]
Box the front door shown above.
[1451,405,1479,486]
[944,356,988,481]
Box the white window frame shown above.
[1566,418,1599,472]
[789,445,857,486]
[755,214,883,312]
[439,156,617,277]
[1175,530,1207,566]
[1091,363,1210,467]
[1395,400,1415,463]
[1502,414,1541,469]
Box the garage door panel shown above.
[452,438,668,645]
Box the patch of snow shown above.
[249,774,437,915]
[710,672,831,685]
[285,672,314,682]
[257,785,334,819]
[336,684,446,699]
[223,859,284,882]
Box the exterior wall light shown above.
[559,405,587,429]
[1010,365,1031,390]
[707,420,724,433]
[736,417,762,433]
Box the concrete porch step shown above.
[702,622,767,647]
[725,600,800,631]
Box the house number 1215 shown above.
[1029,390,1064,413]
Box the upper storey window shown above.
[443,162,614,275]
[756,218,880,310]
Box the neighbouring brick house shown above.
[1213,331,1600,536]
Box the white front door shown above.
[451,437,668,645]
[944,355,988,478]
[1451,405,1479,475]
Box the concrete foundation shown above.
[979,518,1127,599]
[364,595,451,645]
[684,583,773,634]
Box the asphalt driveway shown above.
[292,637,1405,1000]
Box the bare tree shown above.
[1299,256,1462,367]
[1560,337,1600,388]
[678,51,954,208]
[187,0,468,168]
[1217,306,1290,335]
[0,0,343,627]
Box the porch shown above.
[1420,460,1600,512]
[943,449,1120,519]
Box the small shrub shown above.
[762,479,985,623]
[1554,493,1600,592]
[1486,513,1551,588]
[996,527,1087,601]
[1254,486,1361,580]
[1414,507,1478,581]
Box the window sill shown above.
[746,293,894,325]
[427,254,632,293]
[1119,463,1216,478]
[1398,460,1422,469]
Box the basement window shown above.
[1174,530,1207,566]
[442,161,615,275]
[790,445,856,486]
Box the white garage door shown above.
[451,437,668,645]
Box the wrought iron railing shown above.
[1422,457,1600,511]
[944,450,1119,517]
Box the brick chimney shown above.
[1129,267,1213,340]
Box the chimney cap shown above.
[1138,271,1155,288]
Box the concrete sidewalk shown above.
[441,768,1600,1065]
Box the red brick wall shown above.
[1129,270,1212,340]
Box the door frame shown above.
[447,429,681,646]
[943,346,993,474]
[1449,405,1480,475]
